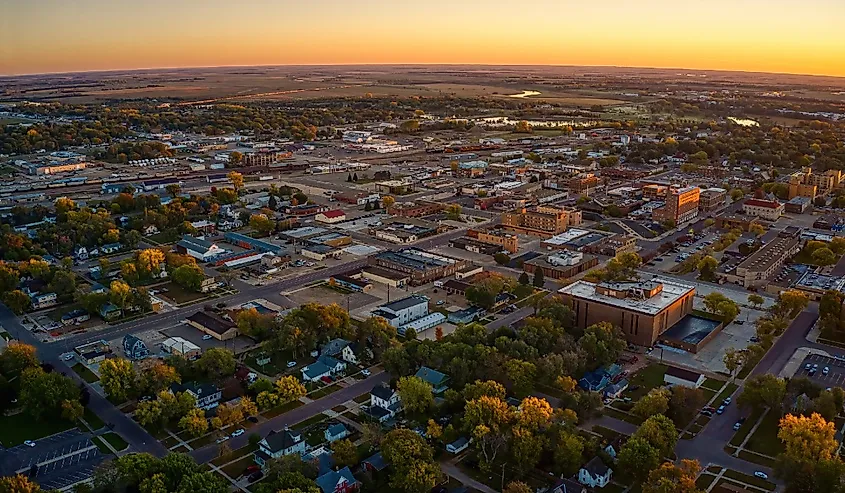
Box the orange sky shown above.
[2,0,844,76]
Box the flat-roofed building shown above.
[523,251,599,280]
[502,205,581,238]
[469,229,519,253]
[558,278,696,346]
[642,184,669,200]
[584,234,638,257]
[186,311,239,341]
[369,248,468,286]
[699,188,727,214]
[360,266,410,288]
[791,272,845,301]
[743,198,784,221]
[729,235,801,288]
[652,186,700,225]
[162,336,201,359]
[785,196,812,214]
[716,214,761,232]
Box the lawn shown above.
[702,377,726,392]
[592,425,624,442]
[738,450,777,468]
[745,410,784,457]
[716,382,739,405]
[723,469,777,491]
[353,393,371,404]
[92,437,112,454]
[71,363,100,383]
[221,455,257,478]
[147,229,181,245]
[701,387,717,405]
[0,413,75,447]
[603,407,643,426]
[83,408,106,430]
[309,383,340,399]
[261,400,304,419]
[696,474,717,490]
[211,443,258,466]
[157,282,208,305]
[624,363,668,401]
[102,432,129,451]
[292,414,327,431]
[730,408,764,447]
[244,349,297,377]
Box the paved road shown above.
[190,371,390,464]
[0,304,169,457]
[440,459,497,493]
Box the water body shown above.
[508,90,542,98]
[728,117,760,127]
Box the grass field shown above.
[71,363,100,383]
[261,400,304,419]
[625,363,668,401]
[715,383,739,405]
[102,432,129,451]
[745,410,784,457]
[157,282,208,305]
[83,408,106,430]
[730,408,764,447]
[0,414,75,447]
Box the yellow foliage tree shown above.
[778,412,838,462]
[275,375,307,402]
[179,408,209,437]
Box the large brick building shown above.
[501,205,581,237]
[652,186,700,225]
[698,188,727,214]
[558,279,696,346]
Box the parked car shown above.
[436,300,445,306]
[701,410,713,417]
[287,361,297,368]
[62,353,74,361]
[244,465,260,475]
[754,471,768,480]
[320,376,333,384]
[23,440,35,447]
[733,422,742,431]
[231,429,245,437]
[810,369,817,377]
[717,405,726,415]
[202,334,213,340]
[823,366,830,375]
[215,436,229,444]
[723,397,732,406]
[362,369,371,377]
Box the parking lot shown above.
[796,353,845,387]
[0,429,105,491]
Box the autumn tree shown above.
[516,397,553,431]
[227,171,244,190]
[179,408,209,437]
[100,358,137,402]
[380,429,440,493]
[110,280,132,309]
[503,481,532,493]
[397,376,434,416]
[137,361,181,396]
[632,388,671,419]
[274,375,307,402]
[633,414,678,459]
[642,459,703,493]
[779,413,838,462]
[463,380,507,401]
[0,474,44,493]
[330,439,358,467]
[0,342,39,376]
[464,396,514,471]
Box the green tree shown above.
[518,272,530,285]
[171,264,206,292]
[748,294,765,310]
[738,374,786,413]
[633,414,678,459]
[632,388,671,419]
[380,429,440,493]
[552,429,585,476]
[510,426,545,474]
[812,248,837,266]
[532,267,545,288]
[617,436,661,482]
[195,348,236,383]
[100,358,136,402]
[3,289,31,314]
[330,439,358,468]
[578,321,626,369]
[397,376,434,415]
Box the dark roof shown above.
[371,384,396,401]
[363,452,388,471]
[321,338,351,357]
[553,478,586,493]
[171,381,220,397]
[379,295,428,312]
[364,405,391,419]
[415,366,448,386]
[186,311,236,335]
[581,456,610,477]
[315,466,358,493]
[664,365,703,383]
[263,429,302,452]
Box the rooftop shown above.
[186,311,236,335]
[559,277,695,315]
[794,271,845,293]
[660,314,722,346]
[543,229,591,245]
[378,294,429,313]
[744,198,782,209]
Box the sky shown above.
[2,0,845,77]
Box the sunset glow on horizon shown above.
[3,0,845,77]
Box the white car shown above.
[62,353,74,361]
[287,361,297,368]
[231,429,245,438]
[215,436,229,444]
[754,471,768,480]
[202,335,213,340]
[823,366,830,375]
[362,369,371,377]
[23,440,35,447]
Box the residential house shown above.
[170,382,222,410]
[99,303,122,321]
[143,225,159,236]
[61,309,90,325]
[302,361,333,382]
[446,437,470,454]
[321,338,359,365]
[414,367,450,395]
[255,428,306,466]
[578,456,613,489]
[123,334,150,360]
[550,478,587,493]
[324,423,350,442]
[604,437,625,459]
[604,379,628,399]
[100,243,122,255]
[176,235,227,261]
[315,466,360,493]
[366,384,402,422]
[579,365,622,392]
[371,295,430,328]
[161,336,201,360]
[31,292,58,310]
[74,246,89,261]
[362,452,389,474]
[318,354,347,374]
[663,366,706,388]
[315,210,347,224]
[186,311,239,340]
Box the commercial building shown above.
[787,168,842,199]
[371,295,431,333]
[224,232,287,256]
[716,214,761,232]
[791,272,845,301]
[642,184,668,200]
[389,200,443,218]
[568,174,600,193]
[29,162,87,175]
[315,210,347,224]
[785,196,812,214]
[728,234,801,288]
[161,337,201,359]
[523,251,599,280]
[652,186,700,225]
[743,198,784,221]
[176,235,227,261]
[360,266,410,288]
[369,248,468,285]
[698,187,727,214]
[468,229,518,253]
[501,205,581,238]
[186,311,239,341]
[558,278,696,346]
[583,234,638,257]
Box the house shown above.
[73,340,111,365]
[550,478,587,493]
[186,311,239,340]
[663,366,706,388]
[170,382,222,410]
[371,295,430,328]
[161,336,201,359]
[61,309,90,325]
[301,355,346,383]
[578,364,622,392]
[123,334,150,360]
[90,282,106,294]
[578,456,613,489]
[321,338,359,365]
[315,210,347,224]
[31,292,58,310]
[143,225,159,236]
[414,367,450,395]
[324,423,350,442]
[604,379,629,399]
[362,452,389,473]
[604,437,625,459]
[74,246,89,260]
[446,437,470,454]
[318,354,347,374]
[366,384,402,422]
[315,466,360,493]
[98,302,122,321]
[100,242,122,254]
[255,428,306,466]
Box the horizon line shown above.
[3,62,845,80]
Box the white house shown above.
[578,457,612,489]
[176,235,227,261]
[366,384,402,422]
[323,423,349,442]
[446,437,470,454]
[255,428,306,467]
[371,295,430,328]
[321,338,359,365]
[663,366,706,389]
[170,382,222,410]
[301,355,346,383]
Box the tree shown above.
[668,386,705,427]
[813,248,837,266]
[175,472,227,493]
[100,358,136,402]
[779,412,838,463]
[634,414,678,459]
[774,290,810,319]
[138,361,181,396]
[510,426,545,474]
[380,429,440,493]
[137,249,166,277]
[165,184,181,198]
[0,474,44,493]
[517,397,553,431]
[397,376,434,415]
[697,255,719,281]
[445,203,461,220]
[632,388,671,419]
[505,359,537,398]
[464,396,514,468]
[227,171,244,191]
[552,429,585,476]
[171,264,206,292]
[532,267,545,288]
[196,348,236,383]
[494,253,511,265]
[229,152,243,166]
[738,374,786,413]
[3,289,31,314]
[0,341,38,376]
[730,189,745,201]
[642,459,703,493]
[702,292,740,323]
[274,375,307,402]
[617,436,661,482]
[503,481,532,493]
[110,280,132,309]
[179,408,209,437]
[518,272,529,285]
[748,294,765,310]
[463,380,507,401]
[400,120,420,133]
[514,120,533,133]
[426,419,443,442]
[19,367,81,420]
[382,196,396,210]
[723,348,745,380]
[330,439,357,467]
[578,322,627,369]
[249,214,275,236]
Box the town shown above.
[1,66,845,493]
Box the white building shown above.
[663,366,706,388]
[742,198,784,221]
[371,295,429,328]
